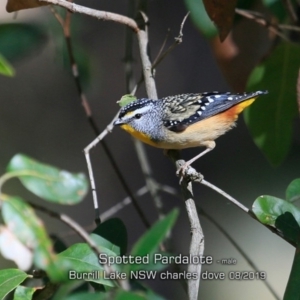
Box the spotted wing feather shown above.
[162,91,267,132]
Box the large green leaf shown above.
[0,24,47,61]
[286,179,300,203]
[245,43,299,165]
[0,269,28,300]
[129,209,179,272]
[58,243,116,287]
[7,154,88,204]
[1,195,68,281]
[252,195,300,225]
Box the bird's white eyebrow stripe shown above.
[123,105,151,119]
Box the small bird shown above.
[114,91,267,173]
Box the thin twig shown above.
[29,201,130,290]
[49,5,149,227]
[278,24,300,32]
[201,179,249,213]
[297,69,300,115]
[131,12,190,95]
[281,0,298,23]
[152,12,190,69]
[40,0,139,32]
[124,7,165,220]
[197,207,280,300]
[235,8,290,42]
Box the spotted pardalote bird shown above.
[114,91,268,170]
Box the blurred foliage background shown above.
[1,0,300,299]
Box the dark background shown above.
[1,1,299,299]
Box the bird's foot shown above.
[176,161,203,184]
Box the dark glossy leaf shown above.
[203,0,238,41]
[7,154,88,204]
[92,218,127,255]
[0,269,28,300]
[51,234,68,254]
[283,245,300,299]
[275,212,300,245]
[252,195,300,225]
[286,179,300,203]
[0,53,14,77]
[0,24,47,61]
[1,195,68,281]
[245,43,299,165]
[129,209,179,272]
[184,0,218,38]
[13,285,36,300]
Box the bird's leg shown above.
[176,141,216,179]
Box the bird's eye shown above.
[135,114,142,119]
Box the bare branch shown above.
[297,69,300,116]
[235,8,290,42]
[281,0,298,23]
[152,12,190,71]
[39,0,139,32]
[186,199,204,300]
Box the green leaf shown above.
[92,218,127,255]
[245,43,299,165]
[275,212,300,245]
[286,179,300,203]
[283,246,300,300]
[52,281,89,300]
[129,209,179,272]
[0,53,14,77]
[252,195,300,226]
[64,292,107,300]
[58,243,115,287]
[0,24,47,62]
[115,290,147,300]
[13,285,35,300]
[184,0,218,38]
[1,195,68,282]
[0,269,28,300]
[90,234,120,256]
[117,94,137,107]
[7,154,88,204]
